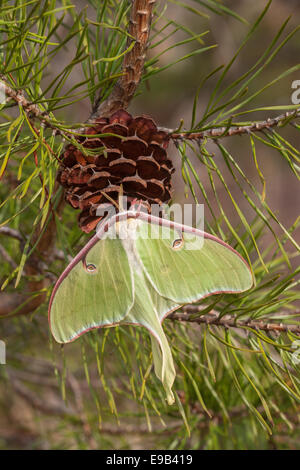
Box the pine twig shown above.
[0,76,62,133]
[1,78,80,141]
[89,0,156,119]
[9,377,74,416]
[0,226,24,242]
[1,78,42,118]
[169,309,300,336]
[163,109,300,141]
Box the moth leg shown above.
[129,198,150,214]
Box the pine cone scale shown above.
[58,109,175,233]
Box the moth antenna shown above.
[136,199,143,212]
[100,190,119,209]
[118,185,124,211]
[129,199,149,213]
[131,197,138,206]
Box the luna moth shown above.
[49,206,254,405]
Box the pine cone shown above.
[57,110,175,233]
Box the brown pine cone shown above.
[57,109,175,233]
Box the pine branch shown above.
[1,78,45,120]
[0,226,24,242]
[162,109,300,141]
[9,377,74,417]
[4,73,300,142]
[89,0,156,119]
[0,77,71,140]
[169,309,300,336]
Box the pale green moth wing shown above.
[48,213,253,404]
[135,221,254,304]
[49,236,133,343]
[120,268,177,405]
